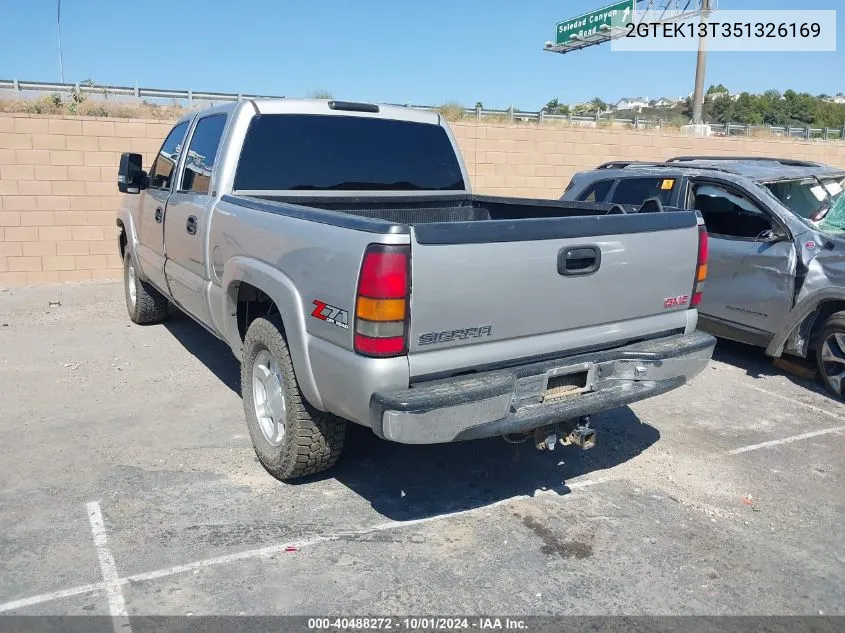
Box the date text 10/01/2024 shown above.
[307,617,528,630]
[626,21,822,39]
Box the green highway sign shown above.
[555,0,634,45]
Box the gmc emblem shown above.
[663,295,689,308]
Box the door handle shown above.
[558,246,601,276]
[186,215,198,235]
[154,207,163,223]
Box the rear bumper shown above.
[370,330,715,444]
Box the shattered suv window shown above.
[819,193,845,235]
[765,176,845,221]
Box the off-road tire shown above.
[241,315,346,480]
[815,310,845,399]
[124,252,168,324]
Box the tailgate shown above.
[407,212,700,376]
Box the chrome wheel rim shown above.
[127,261,137,308]
[820,332,845,396]
[252,350,286,446]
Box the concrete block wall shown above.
[451,121,845,200]
[0,113,171,286]
[2,111,845,287]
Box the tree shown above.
[706,83,729,97]
[558,89,845,128]
[589,97,608,114]
[784,91,815,124]
[572,102,592,116]
[543,98,570,115]
[759,90,789,126]
[711,95,734,123]
[812,101,845,128]
[732,92,764,125]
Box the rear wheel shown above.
[241,315,346,480]
[815,311,845,399]
[123,252,168,324]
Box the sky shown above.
[0,0,842,110]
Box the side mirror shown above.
[117,153,147,194]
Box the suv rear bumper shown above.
[370,330,715,444]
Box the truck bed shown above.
[243,193,669,225]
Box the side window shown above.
[610,177,676,205]
[692,183,773,239]
[577,179,614,202]
[179,114,227,194]
[149,122,189,190]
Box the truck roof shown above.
[175,98,441,127]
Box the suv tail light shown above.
[354,244,410,357]
[691,225,708,307]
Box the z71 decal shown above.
[311,300,349,329]
[419,325,493,346]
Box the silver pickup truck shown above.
[116,99,715,480]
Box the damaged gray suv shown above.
[562,156,845,398]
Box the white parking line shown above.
[123,535,333,584]
[727,424,845,455]
[0,582,104,614]
[87,501,130,632]
[128,478,608,583]
[0,478,607,614]
[743,384,845,421]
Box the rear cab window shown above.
[233,114,465,191]
[610,177,677,206]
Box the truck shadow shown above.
[313,407,658,521]
[161,309,660,521]
[162,309,242,394]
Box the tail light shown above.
[691,225,708,307]
[354,244,410,357]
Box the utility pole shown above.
[57,0,64,83]
[690,0,711,124]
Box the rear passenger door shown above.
[163,113,228,328]
[688,180,796,342]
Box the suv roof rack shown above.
[596,160,735,174]
[597,161,661,170]
[668,156,825,168]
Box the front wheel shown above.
[815,311,845,399]
[123,252,168,324]
[241,315,346,480]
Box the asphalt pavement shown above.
[0,282,842,618]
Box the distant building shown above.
[615,97,649,111]
[707,90,735,101]
[828,95,845,105]
[653,97,680,108]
